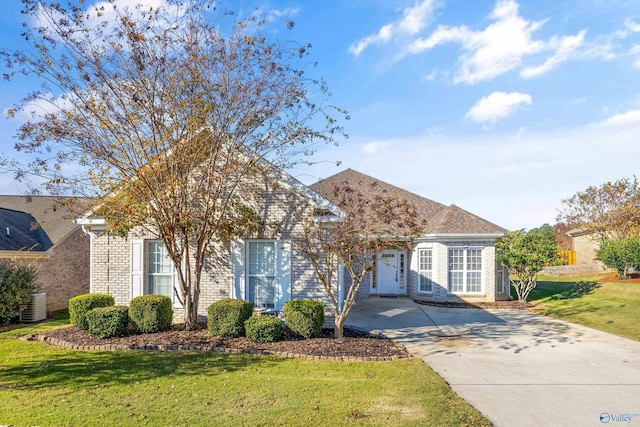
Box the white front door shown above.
[376,250,399,295]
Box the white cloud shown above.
[409,0,547,83]
[595,109,640,127]
[349,0,436,56]
[6,92,76,122]
[362,142,386,154]
[466,91,532,124]
[34,0,188,44]
[625,19,640,32]
[521,30,586,78]
[406,0,602,84]
[266,7,300,21]
[630,44,640,68]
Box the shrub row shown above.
[206,298,324,343]
[69,294,324,342]
[69,294,173,338]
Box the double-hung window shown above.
[418,248,433,293]
[448,248,482,293]
[247,241,276,309]
[147,240,175,300]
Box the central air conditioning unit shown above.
[20,292,47,323]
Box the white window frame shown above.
[246,240,277,309]
[146,240,176,302]
[418,248,433,293]
[448,248,483,294]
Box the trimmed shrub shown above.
[69,293,115,330]
[0,260,38,325]
[284,300,325,338]
[128,294,173,333]
[245,315,282,343]
[86,306,129,339]
[207,299,253,337]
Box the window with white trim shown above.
[247,241,276,309]
[147,240,175,300]
[418,248,433,292]
[448,248,483,293]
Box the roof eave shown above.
[417,233,506,241]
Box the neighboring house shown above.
[0,196,90,312]
[567,228,605,270]
[78,165,509,320]
[310,169,509,303]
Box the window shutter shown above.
[131,239,144,300]
[275,240,292,311]
[231,240,245,300]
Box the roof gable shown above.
[310,169,506,236]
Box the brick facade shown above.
[4,228,90,313]
[88,174,335,324]
[408,240,508,303]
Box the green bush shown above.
[86,306,129,339]
[245,315,282,343]
[597,237,640,279]
[284,300,325,338]
[128,295,173,333]
[0,260,38,325]
[69,293,115,330]
[207,299,253,337]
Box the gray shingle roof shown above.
[0,196,89,251]
[309,169,506,236]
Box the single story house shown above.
[0,196,90,312]
[77,165,508,320]
[310,169,509,304]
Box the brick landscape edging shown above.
[22,334,409,362]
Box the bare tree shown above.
[294,180,423,338]
[1,0,345,328]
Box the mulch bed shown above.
[38,324,409,361]
[600,272,640,283]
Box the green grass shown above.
[527,273,640,341]
[0,321,489,426]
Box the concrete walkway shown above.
[346,297,640,427]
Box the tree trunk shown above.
[334,315,345,338]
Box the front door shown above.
[376,250,399,295]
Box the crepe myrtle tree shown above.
[495,225,559,303]
[293,180,424,338]
[0,0,346,329]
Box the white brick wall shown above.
[409,239,508,303]
[88,173,338,323]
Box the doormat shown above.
[377,294,398,298]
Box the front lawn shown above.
[527,273,640,341]
[0,321,489,426]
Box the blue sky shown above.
[2,0,640,230]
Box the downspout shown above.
[337,263,344,314]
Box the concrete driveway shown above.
[346,297,640,427]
